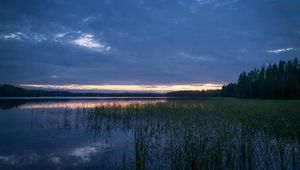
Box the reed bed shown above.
[32,99,300,170]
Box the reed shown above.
[33,99,300,169]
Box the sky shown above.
[0,0,300,92]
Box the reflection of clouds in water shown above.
[0,142,107,167]
[69,142,109,162]
[0,153,40,165]
[0,155,17,165]
[19,100,166,109]
[49,154,61,164]
[69,146,97,162]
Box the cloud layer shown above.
[1,0,300,89]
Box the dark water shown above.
[0,98,166,170]
[0,98,299,170]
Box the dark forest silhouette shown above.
[0,84,164,97]
[222,58,300,99]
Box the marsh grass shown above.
[32,99,300,169]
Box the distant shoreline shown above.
[0,96,224,101]
[0,84,221,98]
[0,96,171,100]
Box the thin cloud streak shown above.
[20,84,222,92]
[72,33,111,52]
[1,31,47,42]
[267,48,296,54]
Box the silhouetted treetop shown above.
[222,58,300,99]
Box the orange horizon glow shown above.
[20,83,222,92]
[19,100,166,109]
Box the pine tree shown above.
[221,58,300,99]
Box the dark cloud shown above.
[0,0,300,85]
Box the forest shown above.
[222,58,300,99]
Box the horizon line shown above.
[20,83,223,93]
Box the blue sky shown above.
[0,0,300,91]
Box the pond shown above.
[0,98,299,170]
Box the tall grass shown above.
[32,99,300,169]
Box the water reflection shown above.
[20,100,166,109]
[0,99,299,170]
[0,98,167,110]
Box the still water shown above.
[0,98,299,170]
[0,98,166,170]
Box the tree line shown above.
[222,58,300,99]
[0,84,74,97]
[0,84,222,98]
[166,90,221,97]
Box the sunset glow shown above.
[19,100,166,109]
[20,84,222,92]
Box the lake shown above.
[0,98,299,170]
